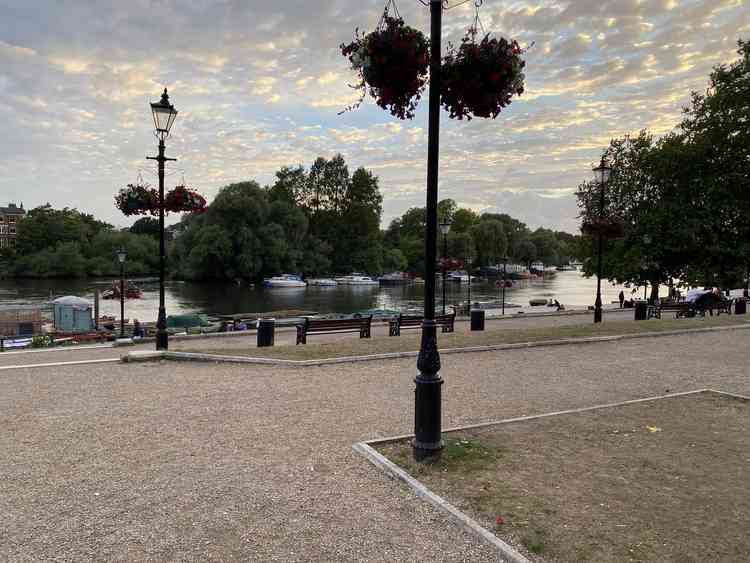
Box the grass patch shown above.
[180,315,748,361]
[375,391,750,562]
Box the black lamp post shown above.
[413,0,445,462]
[592,157,612,324]
[466,254,472,314]
[501,256,508,316]
[147,89,178,350]
[116,248,127,338]
[439,221,451,315]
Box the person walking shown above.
[618,290,625,308]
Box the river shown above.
[0,272,650,321]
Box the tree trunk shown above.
[649,279,659,304]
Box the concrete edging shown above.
[352,441,531,563]
[121,322,750,367]
[353,388,750,562]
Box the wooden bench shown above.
[296,316,372,345]
[389,312,456,336]
[647,302,691,319]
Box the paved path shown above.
[2,328,748,561]
[0,308,635,367]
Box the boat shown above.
[543,267,557,278]
[307,278,338,287]
[556,264,577,271]
[337,273,379,286]
[529,298,549,306]
[446,270,478,283]
[378,272,411,285]
[101,281,143,300]
[263,274,307,288]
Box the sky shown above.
[0,0,748,234]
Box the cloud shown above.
[0,0,747,232]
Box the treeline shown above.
[0,205,160,278]
[577,40,750,297]
[383,200,580,273]
[2,156,582,281]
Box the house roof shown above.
[0,203,25,215]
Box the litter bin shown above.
[257,318,275,347]
[470,309,485,331]
[634,301,648,321]
[735,299,747,315]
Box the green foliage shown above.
[576,40,750,290]
[129,217,161,238]
[471,220,507,266]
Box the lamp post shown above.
[466,254,472,314]
[592,157,612,323]
[642,234,652,302]
[439,221,451,315]
[147,89,178,350]
[116,248,127,338]
[501,256,508,316]
[413,0,444,462]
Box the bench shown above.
[389,312,456,336]
[647,302,691,319]
[296,316,372,345]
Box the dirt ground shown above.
[380,391,750,562]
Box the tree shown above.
[515,239,537,269]
[470,220,507,266]
[129,217,161,238]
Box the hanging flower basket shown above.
[441,33,526,120]
[114,184,159,216]
[581,217,626,239]
[340,15,430,119]
[164,185,207,214]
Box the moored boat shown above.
[337,273,379,285]
[378,272,410,285]
[307,278,338,287]
[263,274,307,288]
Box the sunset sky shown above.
[1,0,748,233]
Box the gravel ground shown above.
[0,308,635,367]
[3,328,746,562]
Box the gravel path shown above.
[3,327,745,562]
[0,308,635,367]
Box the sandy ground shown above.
[2,328,747,562]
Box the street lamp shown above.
[501,256,508,316]
[115,248,128,338]
[642,234,652,302]
[466,254,473,315]
[439,221,451,315]
[413,0,446,462]
[592,157,612,324]
[147,88,178,350]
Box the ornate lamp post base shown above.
[156,307,168,350]
[413,320,443,461]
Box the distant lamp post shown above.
[466,254,473,314]
[115,248,128,338]
[592,157,612,324]
[501,256,509,316]
[439,221,451,315]
[642,234,652,302]
[147,88,178,350]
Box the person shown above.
[553,299,564,311]
[132,319,144,338]
[236,320,248,331]
[618,290,625,308]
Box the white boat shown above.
[378,272,410,285]
[336,273,379,285]
[263,274,307,288]
[307,278,338,287]
[447,270,477,283]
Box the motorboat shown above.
[447,270,478,283]
[263,274,307,288]
[307,278,338,287]
[378,272,410,285]
[337,273,379,285]
[102,281,143,300]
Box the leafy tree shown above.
[129,217,160,238]
[471,220,507,266]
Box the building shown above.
[0,203,25,249]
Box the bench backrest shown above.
[397,313,455,326]
[304,316,372,331]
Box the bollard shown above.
[735,299,747,315]
[257,318,275,347]
[634,301,648,321]
[470,309,485,331]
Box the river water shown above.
[0,272,647,321]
